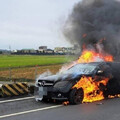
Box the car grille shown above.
[38,80,54,87]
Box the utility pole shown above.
[9,45,11,54]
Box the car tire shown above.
[69,88,84,105]
[42,97,52,102]
[103,90,108,99]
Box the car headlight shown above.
[38,82,42,86]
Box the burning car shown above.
[34,0,120,105]
[35,61,120,104]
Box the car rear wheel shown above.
[69,88,84,105]
[103,90,109,99]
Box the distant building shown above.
[0,49,11,54]
[73,44,81,54]
[64,47,75,54]
[21,49,37,54]
[38,46,47,53]
[54,46,80,55]
[45,49,54,54]
[54,47,75,54]
[7,44,80,55]
[12,50,18,53]
[54,47,64,54]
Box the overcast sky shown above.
[0,0,80,50]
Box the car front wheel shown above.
[69,88,84,105]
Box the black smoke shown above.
[64,0,120,60]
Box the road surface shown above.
[0,96,120,120]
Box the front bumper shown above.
[35,86,68,101]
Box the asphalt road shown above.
[0,96,120,120]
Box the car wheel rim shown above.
[74,89,83,103]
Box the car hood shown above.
[37,72,82,82]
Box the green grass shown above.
[0,55,76,68]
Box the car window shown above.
[66,64,97,74]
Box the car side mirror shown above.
[96,70,104,76]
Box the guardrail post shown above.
[35,65,38,80]
[9,66,12,81]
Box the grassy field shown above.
[0,55,76,68]
[0,55,77,82]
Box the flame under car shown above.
[35,62,120,104]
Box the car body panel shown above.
[35,62,120,101]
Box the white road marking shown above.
[0,105,63,119]
[0,96,34,104]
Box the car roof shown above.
[75,62,120,68]
[77,61,120,65]
[76,62,105,66]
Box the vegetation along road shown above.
[0,55,77,82]
[0,55,76,68]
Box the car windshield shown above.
[65,63,97,74]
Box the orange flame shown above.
[72,49,114,103]
[108,94,120,99]
[73,76,109,103]
[78,50,113,63]
[63,101,69,105]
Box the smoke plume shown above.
[64,0,120,60]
